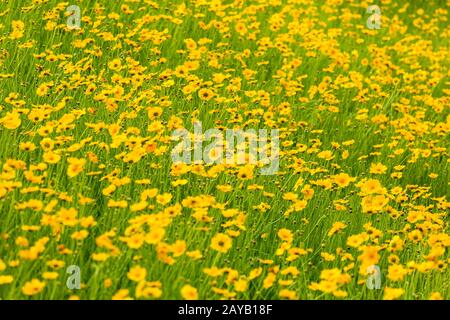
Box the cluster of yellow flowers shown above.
[0,0,449,300]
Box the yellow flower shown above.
[237,165,254,180]
[263,272,276,289]
[136,281,162,299]
[127,265,147,282]
[181,284,198,300]
[332,173,355,188]
[47,259,65,269]
[217,184,232,192]
[277,228,293,242]
[42,272,59,280]
[145,228,165,245]
[186,250,203,260]
[279,289,298,299]
[359,179,384,195]
[43,151,61,164]
[0,275,14,285]
[171,240,186,257]
[387,264,408,282]
[104,279,112,288]
[102,184,117,196]
[57,207,78,227]
[112,289,132,300]
[327,222,347,237]
[317,150,334,160]
[248,267,263,280]
[22,279,45,296]
[36,84,49,96]
[333,290,348,298]
[358,246,380,267]
[429,292,443,300]
[198,88,214,100]
[234,278,248,292]
[9,20,25,39]
[383,287,405,300]
[67,158,86,178]
[156,193,172,205]
[71,230,89,240]
[370,162,388,174]
[0,112,21,129]
[321,252,336,261]
[172,179,188,187]
[92,252,110,262]
[408,229,423,243]
[108,58,122,71]
[19,142,36,151]
[123,234,144,249]
[361,195,389,213]
[283,192,298,201]
[130,201,148,212]
[210,233,232,253]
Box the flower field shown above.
[0,0,449,300]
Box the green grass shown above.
[0,0,449,300]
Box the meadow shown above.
[0,0,449,300]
